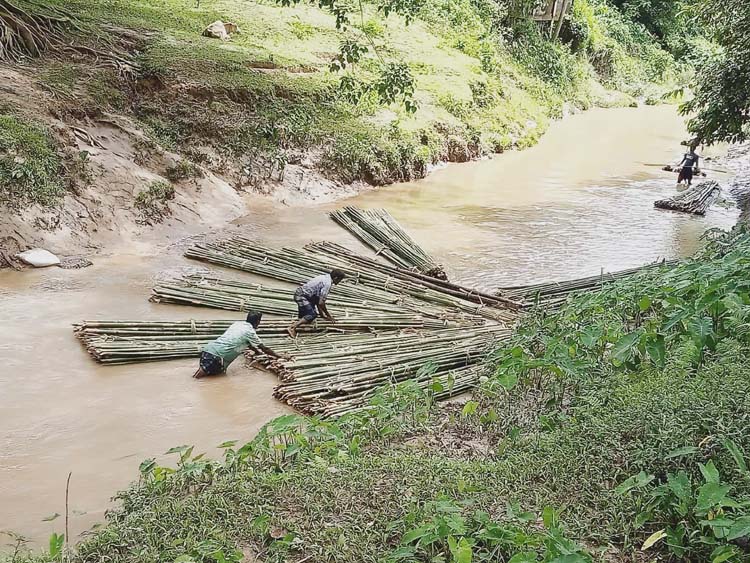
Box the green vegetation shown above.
[5,0,684,194]
[134,179,175,222]
[682,0,750,144]
[0,113,66,208]
[9,228,750,563]
[165,159,204,182]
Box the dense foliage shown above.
[682,0,750,144]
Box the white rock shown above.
[15,248,61,268]
[202,21,239,40]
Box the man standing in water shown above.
[287,269,346,338]
[675,143,701,188]
[193,311,282,378]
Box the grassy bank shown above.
[8,228,750,563]
[3,0,684,205]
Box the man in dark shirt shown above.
[676,144,700,187]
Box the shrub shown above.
[134,180,175,223]
[165,159,204,182]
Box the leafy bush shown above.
[134,180,175,223]
[165,159,204,182]
[617,444,750,561]
[388,498,592,562]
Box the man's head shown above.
[330,269,346,285]
[246,311,263,328]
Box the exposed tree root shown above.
[0,0,77,60]
[0,0,138,77]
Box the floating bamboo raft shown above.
[74,318,448,364]
[330,206,447,279]
[497,259,678,308]
[185,238,520,323]
[261,325,510,416]
[654,181,721,215]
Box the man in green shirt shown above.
[193,311,282,378]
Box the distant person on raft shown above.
[193,311,282,378]
[287,269,346,338]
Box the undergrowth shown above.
[134,179,175,223]
[0,113,66,208]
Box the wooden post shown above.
[552,0,571,39]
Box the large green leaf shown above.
[696,482,731,512]
[611,331,641,363]
[645,334,666,368]
[447,536,472,563]
[614,471,655,495]
[664,446,699,459]
[699,460,721,483]
[667,471,692,502]
[727,516,750,540]
[689,316,714,347]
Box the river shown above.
[0,105,739,547]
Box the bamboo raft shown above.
[262,325,510,416]
[74,318,451,364]
[329,206,447,279]
[497,259,678,308]
[654,180,722,215]
[185,238,520,323]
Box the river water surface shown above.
[0,106,739,546]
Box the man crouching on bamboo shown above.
[193,311,282,378]
[287,269,346,338]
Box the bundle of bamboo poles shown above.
[185,237,519,323]
[497,259,678,308]
[151,277,416,318]
[654,181,722,215]
[330,207,447,279]
[263,325,509,416]
[74,319,449,364]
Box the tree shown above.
[681,0,750,144]
[279,0,422,112]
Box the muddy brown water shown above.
[0,106,739,547]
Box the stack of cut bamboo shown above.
[76,216,525,416]
[152,276,415,318]
[262,325,509,416]
[654,181,721,215]
[329,206,447,279]
[497,259,678,308]
[185,238,520,323]
[74,319,450,365]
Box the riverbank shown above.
[0,0,682,263]
[0,105,740,550]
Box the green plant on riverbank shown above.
[0,114,66,209]
[8,229,750,563]
[134,180,175,223]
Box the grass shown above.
[0,113,67,208]
[8,228,750,563]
